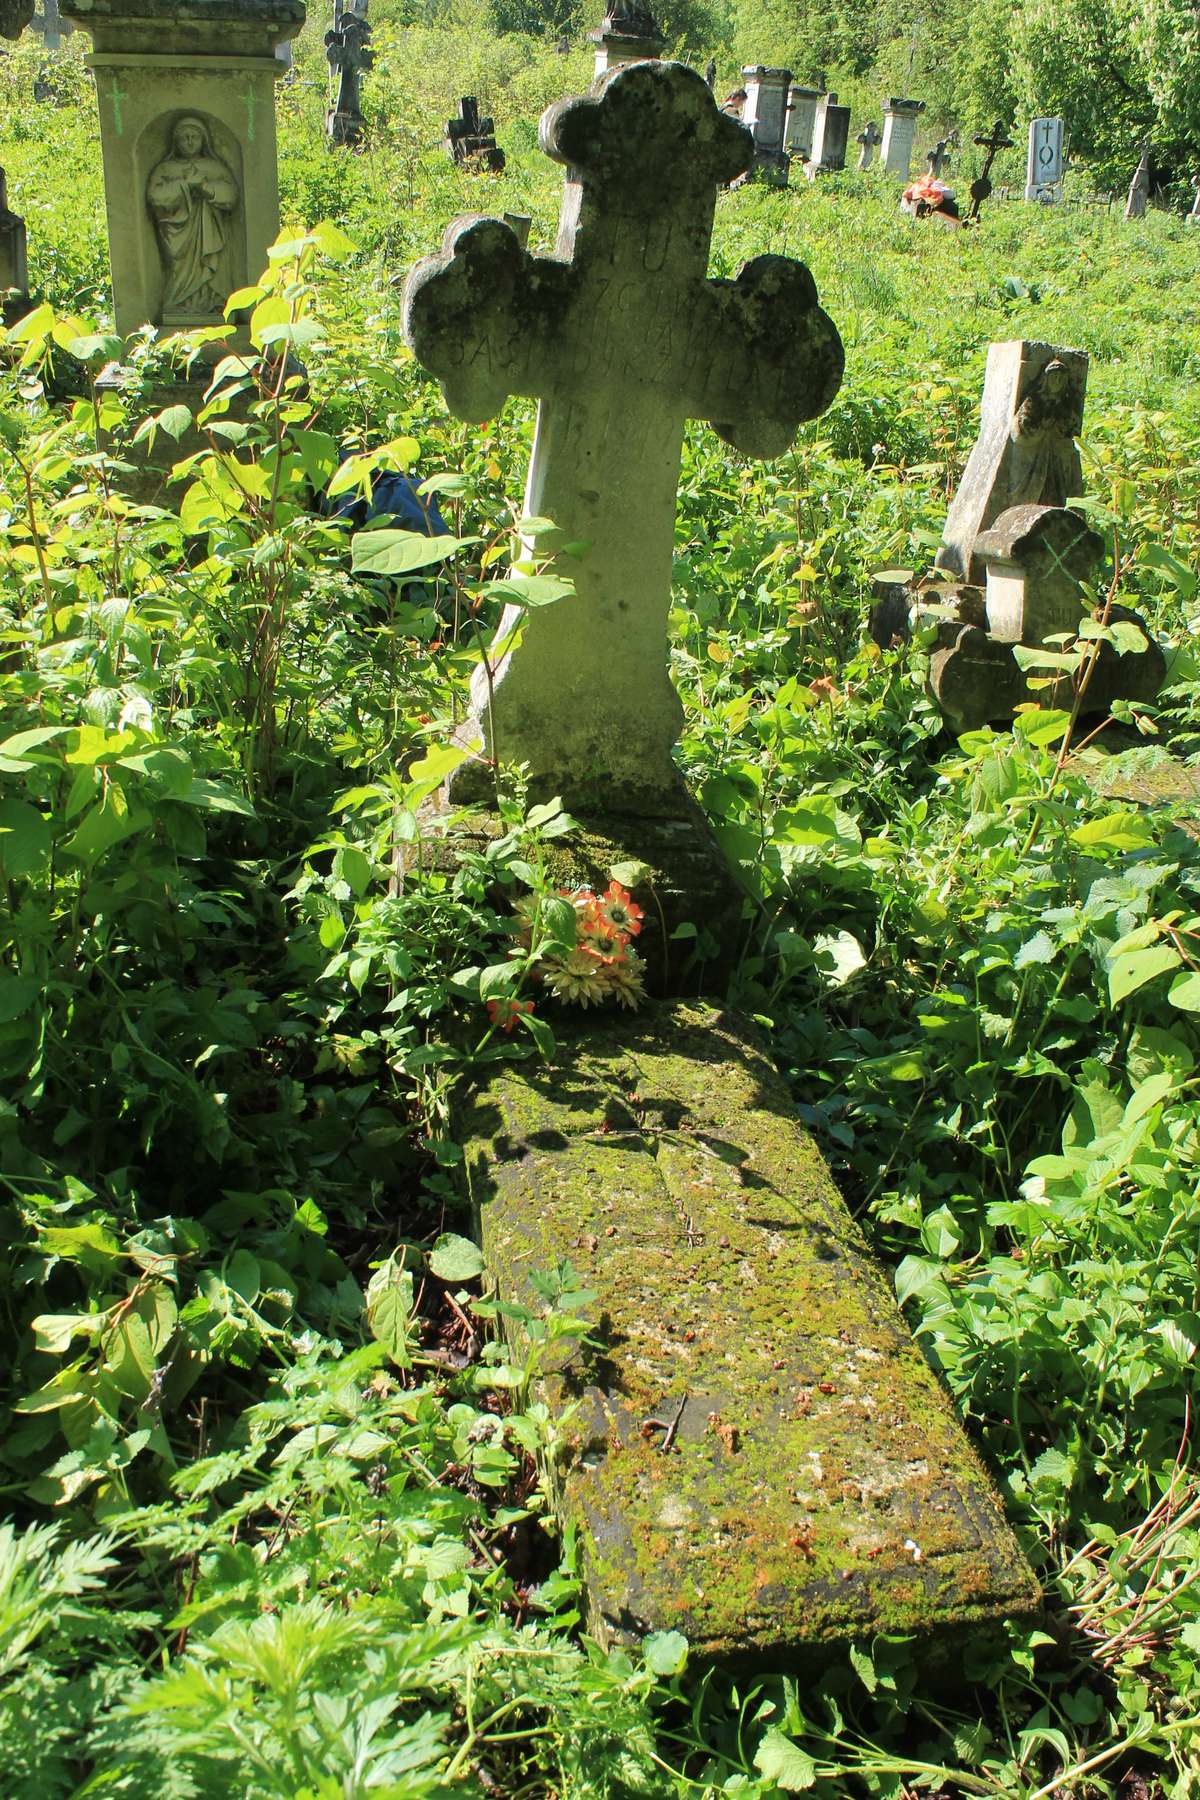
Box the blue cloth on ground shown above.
[332,468,451,539]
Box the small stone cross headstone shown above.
[1025,116,1064,201]
[326,1,373,147]
[967,119,1012,221]
[1125,142,1151,220]
[926,137,951,178]
[445,96,506,173]
[406,61,843,814]
[1187,173,1200,226]
[856,120,880,170]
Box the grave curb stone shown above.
[458,999,1042,1660]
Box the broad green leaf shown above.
[1072,810,1155,852]
[0,798,52,880]
[351,529,474,576]
[1168,970,1200,1013]
[754,1729,817,1791]
[1108,943,1181,1005]
[428,1233,485,1283]
[643,1629,688,1676]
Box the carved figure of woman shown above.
[1009,358,1084,508]
[146,116,239,321]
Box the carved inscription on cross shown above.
[404,61,843,812]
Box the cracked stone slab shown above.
[457,1001,1040,1660]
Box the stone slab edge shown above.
[457,1000,1041,1660]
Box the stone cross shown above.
[881,97,923,175]
[856,120,880,170]
[1025,116,1064,201]
[1187,173,1200,226]
[967,118,1012,220]
[926,137,950,178]
[445,96,505,172]
[404,61,843,813]
[1125,142,1151,220]
[326,2,373,146]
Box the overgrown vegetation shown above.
[3,17,1200,1799]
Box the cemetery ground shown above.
[3,21,1200,1800]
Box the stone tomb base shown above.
[458,1001,1039,1658]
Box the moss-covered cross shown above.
[404,60,843,815]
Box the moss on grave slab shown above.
[456,1002,1041,1661]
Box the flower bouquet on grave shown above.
[504,881,647,1016]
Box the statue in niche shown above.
[146,115,239,321]
[1009,356,1084,509]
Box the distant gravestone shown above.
[588,0,663,79]
[935,340,1087,584]
[1187,174,1200,226]
[924,340,1163,730]
[740,64,791,186]
[810,90,850,171]
[880,97,923,176]
[0,168,29,322]
[703,55,715,89]
[856,120,880,170]
[927,137,951,178]
[445,96,505,173]
[29,0,71,48]
[61,0,305,340]
[784,81,820,155]
[1025,117,1064,202]
[1125,143,1151,220]
[406,61,843,813]
[326,0,373,146]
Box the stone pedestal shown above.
[589,4,664,79]
[1025,117,1064,202]
[810,91,850,171]
[741,65,791,185]
[60,0,305,342]
[784,82,819,156]
[880,98,923,176]
[0,169,29,318]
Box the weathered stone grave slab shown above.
[784,81,819,156]
[810,90,850,171]
[460,1003,1039,1656]
[740,65,791,186]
